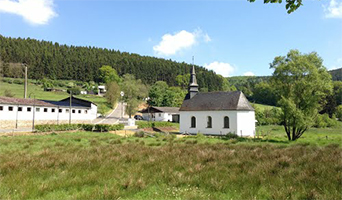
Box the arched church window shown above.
[224,116,230,128]
[191,116,196,128]
[207,116,212,128]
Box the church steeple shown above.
[188,57,199,99]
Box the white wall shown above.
[142,112,174,122]
[237,111,255,137]
[0,103,97,122]
[180,110,255,137]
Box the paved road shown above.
[93,103,128,125]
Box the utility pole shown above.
[69,92,72,124]
[24,64,28,99]
[32,96,35,131]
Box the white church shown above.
[179,66,256,137]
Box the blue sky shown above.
[0,0,341,77]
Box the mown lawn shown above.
[0,130,341,199]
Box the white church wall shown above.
[180,111,240,135]
[236,111,256,137]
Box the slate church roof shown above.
[179,91,254,111]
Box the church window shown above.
[224,116,230,128]
[207,116,212,128]
[191,116,196,128]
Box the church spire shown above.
[188,56,199,99]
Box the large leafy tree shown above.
[99,65,120,84]
[120,74,147,118]
[248,0,303,14]
[148,81,186,107]
[105,82,121,108]
[271,50,332,141]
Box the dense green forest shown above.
[330,68,342,81]
[0,35,223,91]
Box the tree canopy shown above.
[270,50,332,141]
[248,0,303,13]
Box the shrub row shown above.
[136,121,179,129]
[35,123,124,132]
[255,107,282,126]
[314,114,337,128]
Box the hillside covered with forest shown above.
[0,35,224,91]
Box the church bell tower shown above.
[187,57,199,99]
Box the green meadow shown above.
[0,123,341,199]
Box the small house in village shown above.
[140,106,180,122]
[0,96,97,129]
[179,66,255,136]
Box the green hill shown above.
[0,35,223,91]
[330,68,342,81]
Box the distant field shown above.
[0,130,340,199]
[0,81,111,114]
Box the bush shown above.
[82,124,94,131]
[136,121,179,129]
[314,114,337,128]
[255,107,282,126]
[4,89,14,97]
[336,105,342,121]
[2,78,13,84]
[67,87,81,95]
[13,79,24,84]
[95,124,111,132]
[35,123,124,132]
[224,132,239,139]
[134,131,145,138]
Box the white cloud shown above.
[323,0,342,19]
[203,33,211,42]
[203,61,235,77]
[153,28,211,56]
[0,0,57,25]
[243,71,255,76]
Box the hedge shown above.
[35,123,124,132]
[136,121,179,129]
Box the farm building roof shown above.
[0,96,95,108]
[179,91,254,111]
[0,97,56,107]
[140,106,179,113]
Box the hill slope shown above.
[0,35,223,91]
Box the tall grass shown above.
[0,132,341,199]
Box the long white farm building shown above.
[0,96,97,129]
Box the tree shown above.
[248,0,303,14]
[320,81,342,118]
[270,50,332,141]
[336,105,342,121]
[148,81,169,106]
[105,82,120,108]
[120,74,147,118]
[148,81,186,107]
[175,74,190,89]
[99,65,120,84]
[40,78,54,91]
[253,81,277,106]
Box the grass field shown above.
[0,124,341,199]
